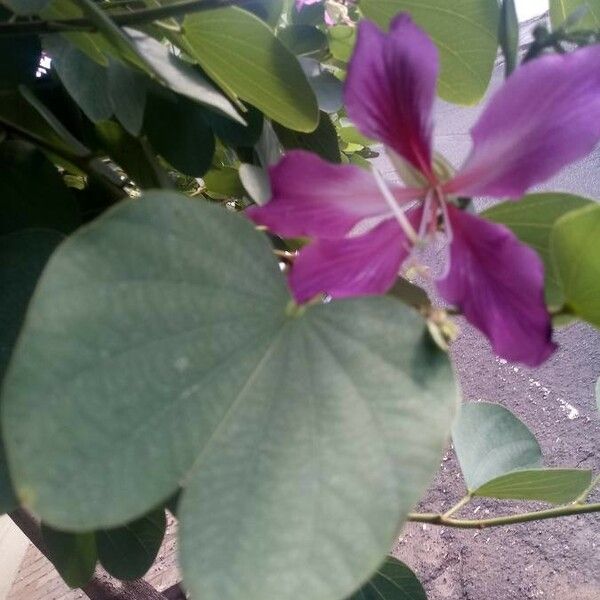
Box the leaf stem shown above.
[0,0,248,37]
[408,502,600,529]
[441,494,471,519]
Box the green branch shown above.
[0,0,248,37]
[408,502,600,529]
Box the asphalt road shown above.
[373,67,600,600]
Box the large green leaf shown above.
[550,0,600,28]
[183,7,319,132]
[41,525,97,588]
[483,193,593,309]
[474,468,593,504]
[360,0,500,104]
[43,36,113,123]
[349,556,426,600]
[144,91,215,177]
[2,192,455,600]
[273,111,341,162]
[107,59,147,136]
[125,29,243,124]
[550,204,600,328]
[0,229,64,514]
[97,508,166,580]
[452,402,541,491]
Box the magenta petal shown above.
[437,206,556,367]
[448,44,600,198]
[345,14,438,176]
[289,216,415,303]
[247,150,419,239]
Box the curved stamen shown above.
[372,168,419,244]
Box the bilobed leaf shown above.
[550,0,600,29]
[483,193,593,309]
[41,525,97,588]
[125,29,244,124]
[550,204,600,328]
[360,0,500,104]
[452,402,541,491]
[474,468,592,504]
[183,7,319,132]
[273,111,341,162]
[349,556,426,600]
[43,36,113,123]
[97,508,166,580]
[2,192,455,600]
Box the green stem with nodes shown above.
[0,0,249,37]
[408,502,600,529]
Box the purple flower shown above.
[248,14,600,366]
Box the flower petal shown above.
[448,44,600,198]
[289,214,418,303]
[345,14,438,177]
[246,150,419,239]
[437,206,556,366]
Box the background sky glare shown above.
[515,0,549,21]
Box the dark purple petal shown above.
[247,150,420,239]
[447,44,600,198]
[345,14,438,177]
[289,212,420,303]
[437,206,556,366]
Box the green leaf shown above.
[203,167,245,197]
[94,121,171,189]
[97,508,166,580]
[203,104,263,147]
[183,7,319,132]
[550,204,600,328]
[144,91,215,177]
[41,525,97,588]
[108,60,147,136]
[0,141,80,235]
[474,468,593,504]
[0,229,65,515]
[43,36,113,123]
[550,0,600,28]
[349,556,426,600]
[483,193,593,309]
[387,279,431,312]
[273,111,341,162]
[452,402,541,491]
[338,126,375,147]
[125,29,244,124]
[328,25,356,62]
[239,163,271,205]
[498,0,518,76]
[2,192,455,600]
[300,58,344,114]
[360,0,500,104]
[0,87,89,157]
[2,0,50,15]
[278,25,328,56]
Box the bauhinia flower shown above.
[248,14,600,366]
